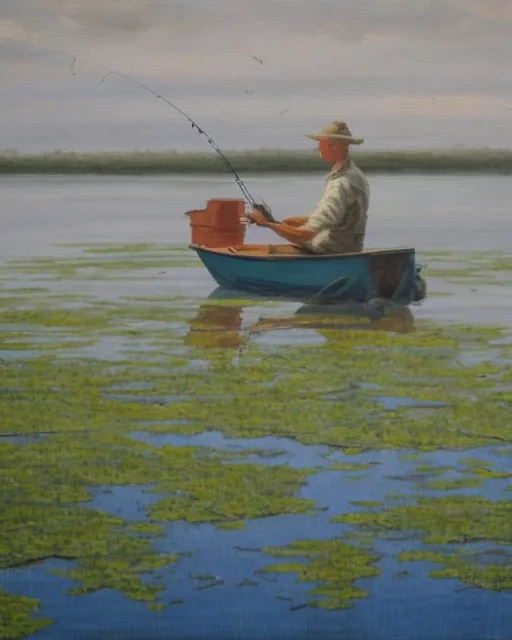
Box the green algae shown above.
[261,539,381,610]
[1,337,96,353]
[1,434,316,527]
[1,303,512,453]
[414,465,454,476]
[459,457,512,479]
[400,452,424,462]
[351,500,384,508]
[418,252,512,289]
[0,302,192,331]
[0,253,201,282]
[334,496,512,545]
[127,522,164,535]
[2,287,50,294]
[333,496,512,591]
[421,477,484,490]
[0,590,52,639]
[491,448,512,457]
[83,243,182,255]
[1,504,177,603]
[146,445,316,525]
[328,461,379,472]
[427,268,484,279]
[2,246,512,635]
[1,431,317,636]
[398,550,512,591]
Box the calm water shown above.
[1,173,511,640]
[2,173,512,256]
[2,173,512,326]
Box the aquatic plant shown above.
[2,434,316,526]
[1,432,316,636]
[334,496,512,591]
[0,590,52,639]
[261,539,381,610]
[2,243,512,637]
[1,254,512,454]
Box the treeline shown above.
[1,148,512,174]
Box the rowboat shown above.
[186,198,427,304]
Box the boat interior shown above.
[189,243,415,258]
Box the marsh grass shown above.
[2,148,512,174]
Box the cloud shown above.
[0,0,222,43]
[3,0,512,46]
[467,0,512,18]
[1,0,511,151]
[0,18,33,41]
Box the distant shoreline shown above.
[1,149,512,175]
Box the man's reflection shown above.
[185,300,245,349]
[185,289,415,353]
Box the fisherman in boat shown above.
[244,121,370,254]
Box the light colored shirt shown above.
[301,159,370,254]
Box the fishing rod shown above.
[64,52,276,222]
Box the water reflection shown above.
[185,287,416,352]
[257,301,415,335]
[185,299,245,349]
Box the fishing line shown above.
[40,46,276,221]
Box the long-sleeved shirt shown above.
[301,160,370,254]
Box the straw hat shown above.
[305,120,364,145]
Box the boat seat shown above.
[222,244,315,256]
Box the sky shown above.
[1,0,511,151]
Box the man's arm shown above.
[282,216,309,227]
[264,222,315,245]
[244,210,315,245]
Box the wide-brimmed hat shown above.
[305,120,364,145]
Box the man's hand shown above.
[241,209,315,247]
[242,209,271,227]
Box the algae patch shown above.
[328,461,379,472]
[1,434,316,527]
[0,590,52,640]
[334,496,512,591]
[261,539,380,610]
[1,288,512,453]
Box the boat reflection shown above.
[185,287,416,351]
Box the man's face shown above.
[318,139,347,163]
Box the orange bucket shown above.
[186,198,246,248]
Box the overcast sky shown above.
[1,0,511,151]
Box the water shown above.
[1,173,511,640]
[2,173,511,326]
[1,173,512,257]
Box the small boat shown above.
[186,198,427,305]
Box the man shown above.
[245,120,370,254]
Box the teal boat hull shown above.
[190,245,426,305]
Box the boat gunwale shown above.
[189,244,416,262]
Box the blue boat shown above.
[190,243,427,305]
[186,198,426,305]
